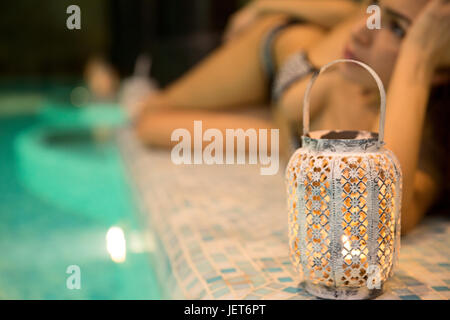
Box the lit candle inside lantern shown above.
[341,235,351,256]
[342,235,361,257]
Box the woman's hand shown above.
[403,0,450,70]
[223,2,261,42]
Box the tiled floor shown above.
[119,129,450,300]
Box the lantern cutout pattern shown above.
[286,59,402,299]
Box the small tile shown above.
[232,283,251,290]
[399,294,421,300]
[213,287,230,299]
[206,275,223,284]
[210,280,227,291]
[267,282,284,289]
[283,287,301,294]
[254,288,272,295]
[265,267,282,273]
[278,277,293,283]
[432,286,449,292]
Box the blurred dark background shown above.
[0,0,248,87]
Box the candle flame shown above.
[342,235,361,260]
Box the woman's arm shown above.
[225,0,360,41]
[379,48,438,235]
[372,0,450,234]
[255,0,360,28]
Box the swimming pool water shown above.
[0,115,162,299]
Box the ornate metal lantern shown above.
[286,59,402,299]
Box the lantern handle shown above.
[302,59,386,145]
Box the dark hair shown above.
[426,80,450,214]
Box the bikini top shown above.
[272,51,318,103]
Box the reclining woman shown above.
[136,0,450,234]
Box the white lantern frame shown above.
[286,59,402,299]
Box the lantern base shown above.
[304,282,384,300]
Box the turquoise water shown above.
[0,114,162,299]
